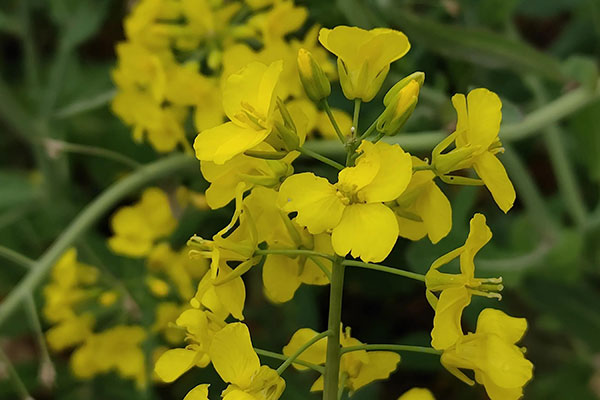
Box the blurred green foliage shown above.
[1,0,600,399]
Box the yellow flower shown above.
[432,88,516,213]
[152,302,187,344]
[201,143,296,210]
[398,388,435,400]
[426,213,503,349]
[46,313,95,352]
[108,187,177,257]
[318,26,410,101]
[438,309,533,400]
[247,0,308,46]
[194,61,283,164]
[71,325,147,387]
[283,326,400,393]
[278,141,412,262]
[209,322,285,400]
[244,187,332,303]
[393,157,452,244]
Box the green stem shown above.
[254,348,325,373]
[342,260,425,282]
[39,138,141,169]
[0,245,34,270]
[255,248,335,261]
[307,255,332,280]
[244,149,288,160]
[338,373,348,400]
[54,89,116,119]
[298,146,344,170]
[321,99,346,144]
[358,118,378,141]
[323,257,345,400]
[340,344,442,356]
[25,294,55,388]
[352,99,361,137]
[18,0,39,95]
[524,76,588,229]
[276,330,331,375]
[0,154,197,327]
[0,347,32,400]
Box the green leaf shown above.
[379,9,567,82]
[50,0,111,50]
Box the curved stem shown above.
[342,260,425,282]
[0,245,34,270]
[276,330,331,375]
[0,154,197,327]
[340,344,442,355]
[299,146,344,170]
[254,348,324,374]
[323,257,345,400]
[39,138,141,169]
[255,248,335,261]
[0,347,32,400]
[321,99,346,144]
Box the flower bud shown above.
[376,72,424,136]
[297,48,331,103]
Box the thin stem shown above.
[54,89,116,119]
[0,245,34,270]
[25,294,56,388]
[254,348,324,374]
[352,99,361,137]
[18,0,39,94]
[276,330,331,375]
[307,255,332,280]
[321,99,346,144]
[255,248,335,261]
[340,344,442,356]
[338,373,348,400]
[0,347,33,400]
[244,149,288,160]
[342,260,425,282]
[358,118,378,141]
[0,154,197,327]
[39,138,141,169]
[323,257,345,400]
[298,147,344,170]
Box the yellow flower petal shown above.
[262,255,301,303]
[464,88,502,150]
[397,388,436,400]
[212,264,246,320]
[347,351,400,391]
[477,335,533,389]
[431,286,471,350]
[194,122,270,165]
[416,182,452,244]
[222,389,256,400]
[476,308,527,345]
[331,203,399,262]
[278,173,345,234]
[155,348,198,383]
[209,323,260,388]
[282,328,328,371]
[473,152,516,213]
[184,384,210,400]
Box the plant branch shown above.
[340,344,441,355]
[255,248,335,261]
[323,257,345,400]
[342,260,425,282]
[299,146,344,170]
[0,245,34,270]
[276,330,330,375]
[254,348,324,374]
[321,99,346,144]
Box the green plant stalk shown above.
[299,146,344,170]
[0,245,34,270]
[25,294,55,388]
[342,259,425,282]
[39,138,141,169]
[321,99,346,144]
[0,154,196,327]
[0,347,32,400]
[254,348,324,373]
[304,81,600,155]
[323,258,345,400]
[276,330,331,374]
[255,248,335,261]
[340,344,441,355]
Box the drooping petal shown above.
[476,372,524,400]
[347,351,400,391]
[331,203,399,262]
[397,387,436,400]
[222,389,256,400]
[154,348,198,383]
[277,173,345,234]
[194,122,270,165]
[431,287,471,350]
[212,264,246,321]
[476,335,533,389]
[282,328,328,370]
[357,141,413,203]
[183,384,210,400]
[475,308,528,345]
[209,323,260,388]
[473,152,516,213]
[460,213,492,279]
[416,182,452,244]
[262,255,301,303]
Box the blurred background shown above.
[1,0,599,399]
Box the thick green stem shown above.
[276,330,331,374]
[342,260,425,282]
[323,258,345,400]
[0,154,196,327]
[340,344,442,355]
[254,348,324,373]
[321,99,346,144]
[299,146,344,170]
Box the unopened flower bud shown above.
[297,48,331,103]
[377,72,424,136]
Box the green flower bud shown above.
[376,72,424,136]
[297,48,331,103]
